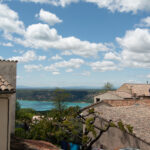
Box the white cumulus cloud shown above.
[90,61,119,72]
[51,54,62,60]
[147,74,150,78]
[38,56,46,61]
[21,0,79,7]
[0,4,25,35]
[24,64,43,72]
[61,51,72,56]
[15,23,109,57]
[0,56,3,60]
[0,4,110,58]
[84,0,150,13]
[104,52,121,61]
[0,42,13,47]
[9,50,46,62]
[52,71,60,75]
[66,68,73,72]
[14,23,109,58]
[45,58,84,73]
[116,28,150,68]
[138,16,150,27]
[36,9,62,26]
[81,71,90,76]
[50,58,84,69]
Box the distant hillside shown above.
[16,89,101,103]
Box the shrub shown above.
[15,128,27,139]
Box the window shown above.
[96,98,100,102]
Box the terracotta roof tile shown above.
[0,75,15,93]
[108,91,132,99]
[124,83,150,97]
[86,104,150,144]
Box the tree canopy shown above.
[103,82,113,91]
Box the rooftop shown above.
[0,59,17,63]
[92,104,150,144]
[108,91,132,99]
[118,83,150,97]
[0,75,15,93]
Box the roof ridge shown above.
[125,83,150,85]
[0,59,18,62]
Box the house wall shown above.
[0,98,9,150]
[93,126,150,150]
[0,61,17,133]
[94,93,123,103]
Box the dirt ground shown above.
[11,137,59,150]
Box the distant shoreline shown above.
[17,99,90,103]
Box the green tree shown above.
[27,106,82,144]
[103,82,113,91]
[52,89,70,113]
[16,108,36,131]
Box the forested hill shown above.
[16,89,101,103]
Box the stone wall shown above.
[0,61,17,88]
[93,126,150,150]
[83,108,150,150]
[82,99,150,150]
[94,93,123,103]
[0,61,17,133]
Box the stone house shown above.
[82,101,150,150]
[94,83,150,103]
[0,60,17,150]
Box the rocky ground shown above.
[11,137,59,150]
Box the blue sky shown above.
[0,0,150,88]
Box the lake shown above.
[18,100,91,111]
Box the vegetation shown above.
[15,89,113,150]
[15,107,113,149]
[16,88,132,150]
[16,89,100,103]
[52,89,70,113]
[103,82,114,91]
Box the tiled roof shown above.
[108,91,132,99]
[0,59,17,62]
[0,75,15,93]
[92,104,150,144]
[124,83,150,97]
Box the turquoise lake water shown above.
[18,100,91,111]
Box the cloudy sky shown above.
[1,0,150,87]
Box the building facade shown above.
[0,60,17,150]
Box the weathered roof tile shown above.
[0,59,17,63]
[0,75,15,93]
[124,83,150,96]
[93,104,150,144]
